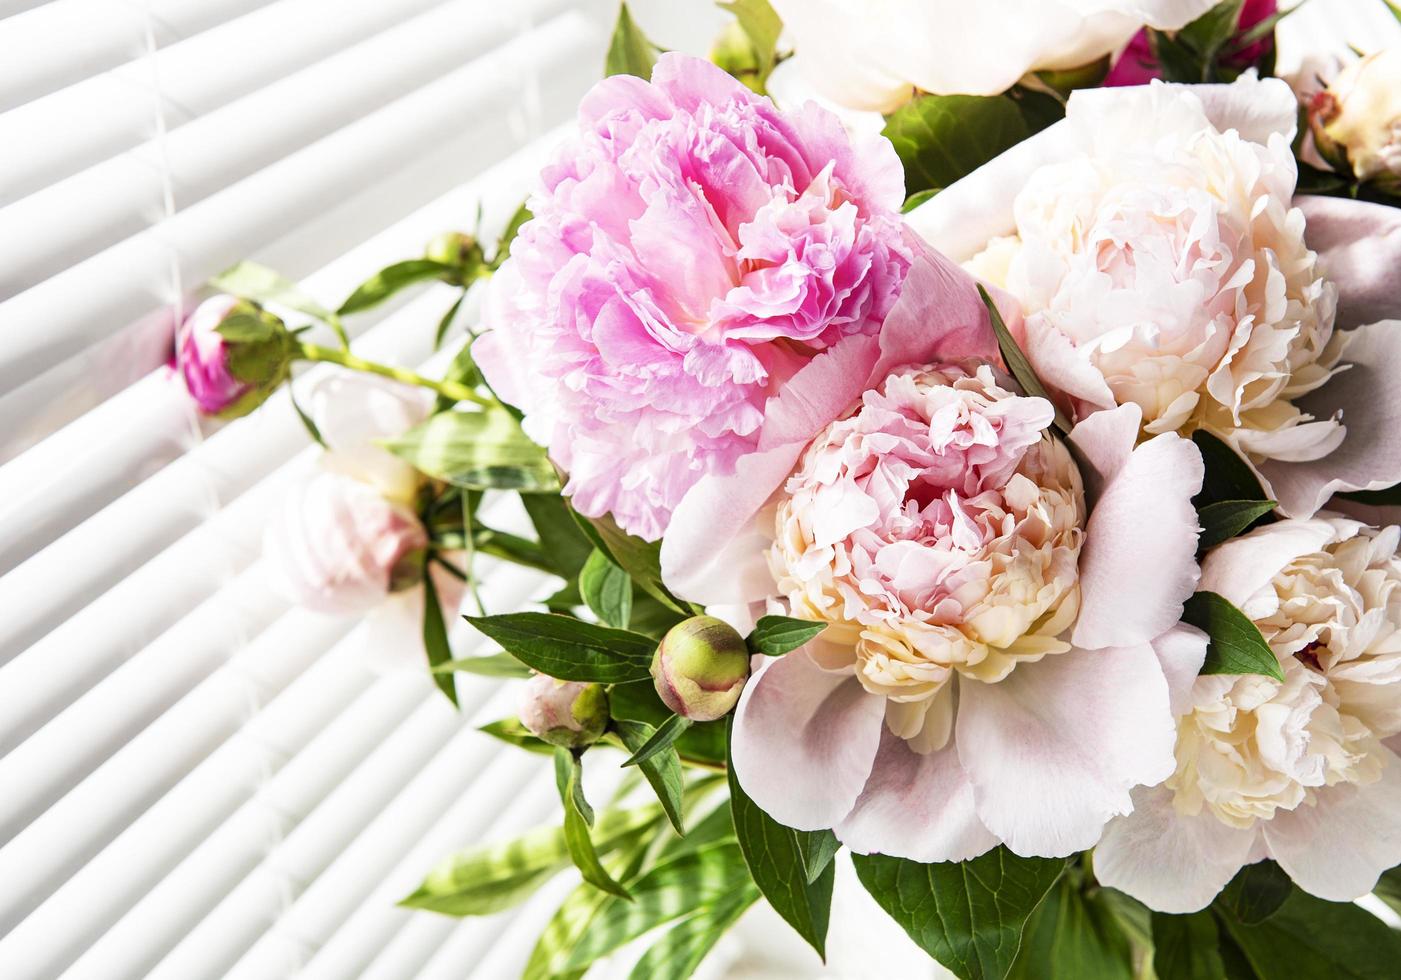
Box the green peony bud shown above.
[519,673,609,749]
[652,616,751,722]
[424,230,485,284]
[709,21,764,94]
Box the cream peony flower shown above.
[1096,517,1401,912]
[1312,48,1401,195]
[913,75,1401,519]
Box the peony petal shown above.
[756,334,881,453]
[1068,402,1141,502]
[1257,321,1401,518]
[835,727,998,863]
[1152,623,1209,717]
[731,651,886,831]
[1298,196,1401,329]
[957,642,1177,857]
[1263,748,1401,902]
[1198,519,1338,607]
[1072,431,1203,650]
[1094,785,1259,913]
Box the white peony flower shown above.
[1312,48,1401,194]
[768,0,1218,110]
[1096,517,1401,911]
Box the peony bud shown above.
[651,616,751,722]
[709,21,763,93]
[177,294,293,418]
[1310,49,1401,196]
[519,674,609,748]
[424,231,485,284]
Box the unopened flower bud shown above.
[424,231,485,284]
[651,616,751,722]
[519,674,609,748]
[709,21,763,93]
[177,295,293,418]
[1311,49,1401,195]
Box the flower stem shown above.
[297,343,492,407]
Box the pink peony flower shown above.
[176,294,292,418]
[1106,0,1278,87]
[474,53,915,541]
[676,363,1208,860]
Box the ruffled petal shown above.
[1198,519,1338,607]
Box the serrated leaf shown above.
[400,804,659,915]
[614,719,685,835]
[561,841,753,971]
[605,2,660,79]
[1197,499,1277,550]
[381,409,558,493]
[1192,430,1269,507]
[717,0,782,83]
[851,848,1065,980]
[1007,873,1133,980]
[747,615,826,656]
[883,94,1032,197]
[628,887,759,980]
[556,749,630,898]
[478,717,554,755]
[421,568,458,706]
[1182,591,1285,681]
[727,718,834,958]
[1213,884,1401,979]
[430,651,532,678]
[466,613,656,683]
[980,285,1071,435]
[580,549,633,629]
[621,713,690,769]
[1151,910,1225,980]
[337,258,456,316]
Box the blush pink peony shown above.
[474,53,916,542]
[675,363,1209,860]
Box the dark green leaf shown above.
[557,749,630,898]
[621,713,690,769]
[580,549,633,629]
[605,2,660,79]
[851,848,1066,980]
[980,285,1071,435]
[1152,910,1225,980]
[490,202,532,269]
[570,505,691,614]
[556,748,595,826]
[1214,884,1401,979]
[1182,592,1285,681]
[1197,499,1277,550]
[337,259,457,316]
[421,568,458,706]
[747,615,826,656]
[609,679,727,766]
[1217,861,1292,924]
[470,525,555,574]
[466,612,656,683]
[1179,0,1245,59]
[1192,430,1269,507]
[614,719,685,835]
[1340,483,1401,506]
[728,719,834,958]
[883,94,1031,196]
[523,493,594,579]
[717,0,782,82]
[381,409,558,493]
[628,589,688,639]
[796,829,840,886]
[628,888,759,980]
[478,717,554,755]
[430,651,532,678]
[562,841,753,970]
[1372,865,1401,918]
[1007,874,1133,980]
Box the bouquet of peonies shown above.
[175,1,1401,976]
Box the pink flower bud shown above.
[176,294,293,418]
[519,674,609,748]
[652,616,751,722]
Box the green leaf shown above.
[1179,0,1245,59]
[609,679,728,765]
[979,285,1071,435]
[796,829,840,886]
[851,848,1066,980]
[1192,430,1269,507]
[580,549,633,629]
[1152,910,1225,980]
[478,717,554,755]
[336,258,457,316]
[883,94,1032,197]
[570,505,692,614]
[434,332,480,412]
[614,719,686,835]
[605,2,660,79]
[210,260,337,324]
[468,525,555,574]
[902,188,940,212]
[433,290,467,351]
[523,493,595,579]
[747,615,826,656]
[1007,873,1134,980]
[400,804,659,915]
[628,589,688,639]
[430,651,532,678]
[727,719,834,958]
[561,841,753,971]
[1213,884,1401,979]
[1197,499,1277,550]
[213,310,277,343]
[628,888,760,980]
[1216,861,1292,925]
[621,713,691,769]
[421,567,458,706]
[717,0,782,82]
[556,749,630,898]
[1340,483,1401,506]
[1182,591,1285,682]
[381,409,558,493]
[1373,865,1401,918]
[466,612,656,683]
[490,202,532,270]
[287,384,327,448]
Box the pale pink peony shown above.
[474,53,915,541]
[1096,517,1401,912]
[679,363,1208,860]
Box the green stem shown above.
[298,343,492,407]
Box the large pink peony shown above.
[670,363,1209,860]
[474,53,915,541]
